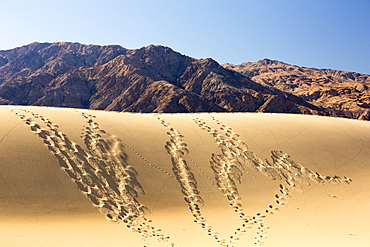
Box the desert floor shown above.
[1,106,369,247]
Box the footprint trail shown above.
[10,107,352,247]
[158,117,230,247]
[192,115,352,245]
[12,109,172,245]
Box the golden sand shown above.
[1,106,369,246]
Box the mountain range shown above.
[223,60,370,120]
[0,42,369,119]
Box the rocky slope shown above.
[0,42,320,114]
[223,59,370,120]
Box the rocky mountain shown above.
[223,59,370,120]
[0,42,321,114]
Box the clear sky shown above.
[0,0,369,74]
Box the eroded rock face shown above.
[0,42,357,117]
[223,59,370,120]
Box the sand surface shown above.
[1,106,369,247]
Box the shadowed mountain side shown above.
[223,59,370,120]
[0,42,321,115]
[0,42,127,79]
[1,106,369,246]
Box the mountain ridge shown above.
[0,42,368,119]
[223,59,370,120]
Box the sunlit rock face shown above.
[1,106,369,246]
[0,42,322,115]
[223,59,370,120]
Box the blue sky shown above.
[1,0,369,74]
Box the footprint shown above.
[13,109,172,245]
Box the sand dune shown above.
[1,106,369,246]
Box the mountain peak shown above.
[145,44,170,50]
[0,42,369,120]
[223,59,370,120]
[256,58,281,65]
